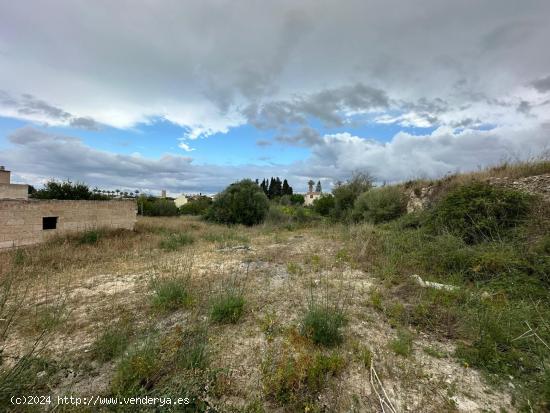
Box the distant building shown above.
[174,194,188,208]
[303,179,322,206]
[174,193,212,208]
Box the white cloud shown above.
[0,1,549,134]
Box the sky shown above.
[0,0,549,196]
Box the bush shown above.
[313,194,335,216]
[301,305,347,347]
[210,292,245,323]
[179,196,212,215]
[150,277,191,312]
[332,172,373,219]
[206,179,269,226]
[353,186,406,223]
[159,233,194,251]
[430,182,532,244]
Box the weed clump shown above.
[301,304,347,347]
[389,329,414,357]
[210,292,245,323]
[92,325,133,362]
[430,182,532,244]
[150,277,191,312]
[111,340,160,395]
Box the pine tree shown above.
[316,180,322,193]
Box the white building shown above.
[174,194,188,208]
[303,179,322,206]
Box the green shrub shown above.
[150,277,191,312]
[301,305,347,347]
[430,182,532,244]
[210,292,245,323]
[159,233,194,251]
[332,172,373,219]
[206,179,269,226]
[353,186,406,223]
[313,194,335,216]
[290,194,305,205]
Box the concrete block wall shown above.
[0,183,29,200]
[0,199,137,249]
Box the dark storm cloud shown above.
[531,75,550,93]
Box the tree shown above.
[313,194,335,216]
[31,180,108,200]
[206,179,269,226]
[316,180,322,193]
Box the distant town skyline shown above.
[1,0,549,195]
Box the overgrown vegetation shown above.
[159,232,195,251]
[353,185,406,223]
[430,181,532,244]
[262,331,346,409]
[138,196,179,216]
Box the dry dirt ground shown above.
[2,216,514,412]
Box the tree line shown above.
[257,177,293,199]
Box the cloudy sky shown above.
[1,0,549,195]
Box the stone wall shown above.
[406,173,550,213]
[0,183,28,200]
[0,199,137,249]
[487,174,550,202]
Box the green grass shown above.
[159,233,195,251]
[150,277,191,312]
[346,182,550,409]
[92,319,134,362]
[111,340,160,395]
[301,304,347,347]
[210,292,245,323]
[78,229,103,245]
[389,329,414,357]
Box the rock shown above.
[411,274,459,291]
[36,370,47,378]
